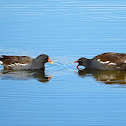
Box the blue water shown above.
[1,0,126,126]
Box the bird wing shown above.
[93,52,126,64]
[0,55,33,65]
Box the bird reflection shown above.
[78,69,126,84]
[0,70,52,83]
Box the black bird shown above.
[0,54,53,70]
[73,52,126,70]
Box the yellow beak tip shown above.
[73,62,75,63]
[49,62,53,64]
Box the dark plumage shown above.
[0,54,53,70]
[78,69,126,84]
[73,52,126,70]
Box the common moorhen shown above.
[0,54,53,70]
[73,52,126,70]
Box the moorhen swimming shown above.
[0,54,53,70]
[73,52,126,70]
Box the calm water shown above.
[1,0,126,126]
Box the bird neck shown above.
[84,59,91,68]
[32,59,45,70]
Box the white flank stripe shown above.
[7,64,13,67]
[97,59,110,64]
[108,63,117,65]
[7,63,28,67]
[19,63,28,66]
[100,61,110,64]
[97,59,100,62]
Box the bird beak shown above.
[76,65,79,69]
[73,60,79,69]
[48,57,53,64]
[73,60,78,63]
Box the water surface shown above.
[1,0,126,126]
